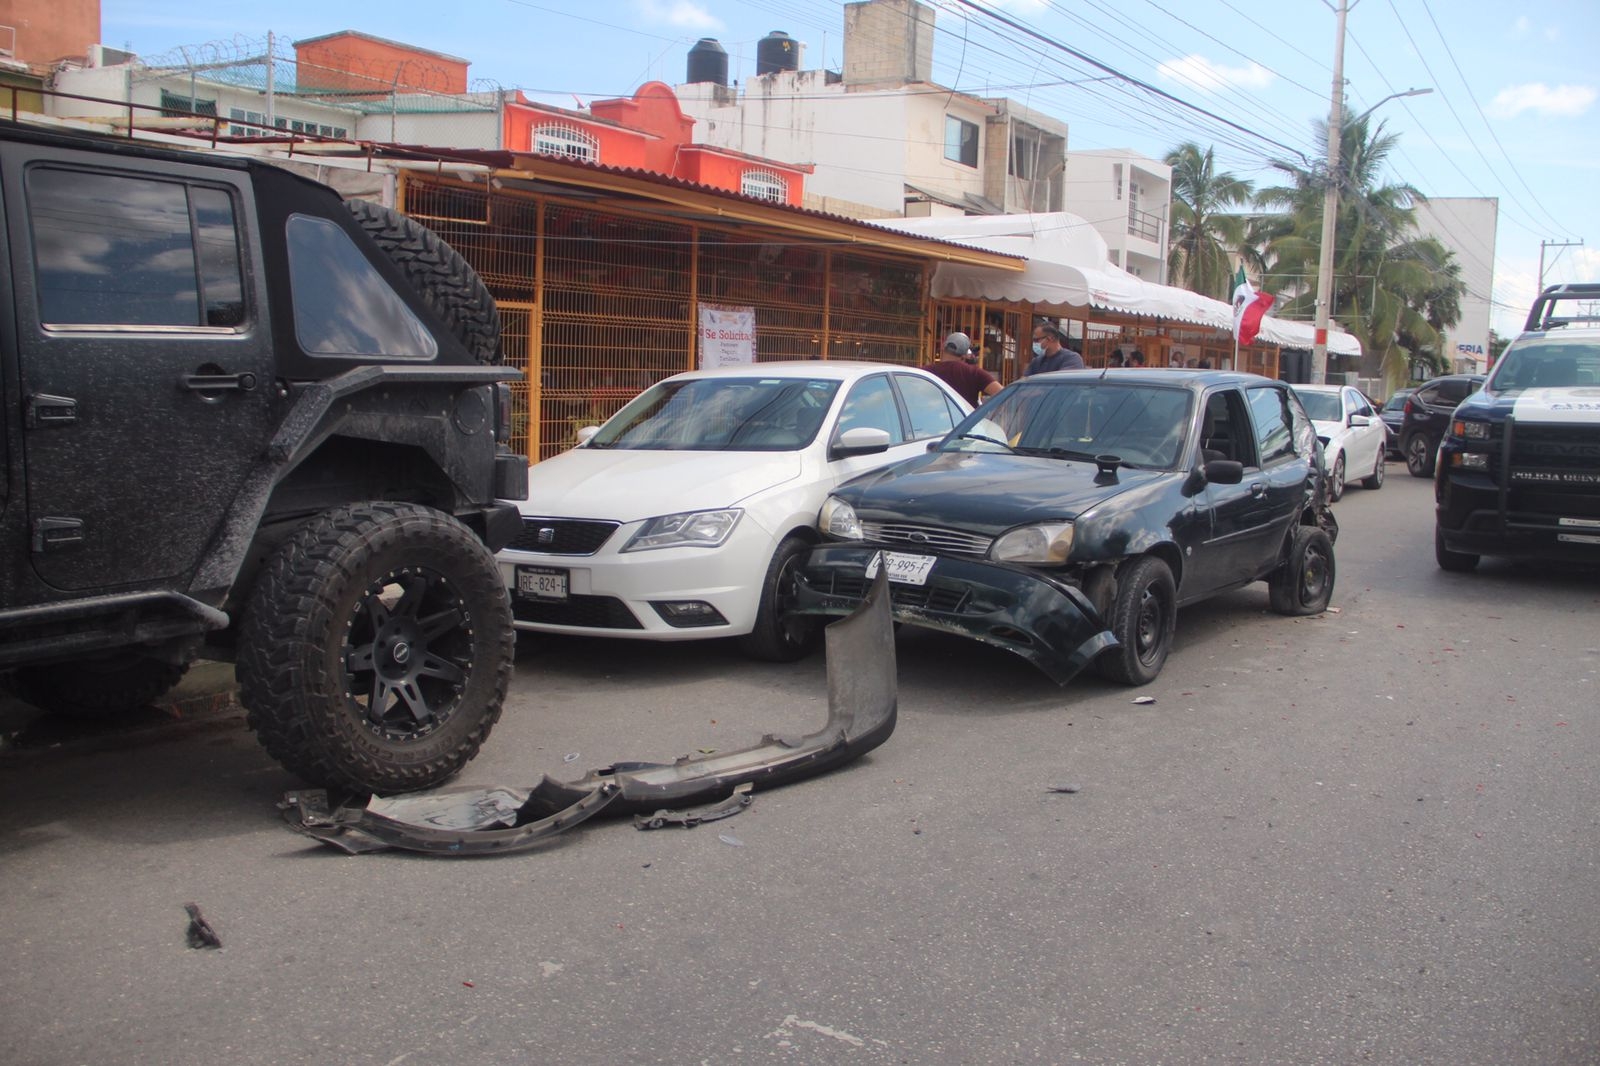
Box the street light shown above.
[1308,10,1433,385]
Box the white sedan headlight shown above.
[819,496,864,540]
[621,509,742,552]
[990,522,1074,564]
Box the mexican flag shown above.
[1231,265,1274,348]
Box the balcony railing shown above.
[1127,207,1163,242]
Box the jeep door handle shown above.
[182,372,258,392]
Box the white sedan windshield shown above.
[589,377,841,451]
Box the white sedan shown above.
[498,361,972,660]
[1293,384,1386,500]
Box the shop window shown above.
[944,116,978,168]
[533,123,599,163]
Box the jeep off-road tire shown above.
[12,655,188,719]
[1268,526,1335,616]
[345,199,502,364]
[237,503,513,795]
[1094,555,1177,686]
[738,534,823,662]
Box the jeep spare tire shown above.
[237,502,513,794]
[345,198,502,364]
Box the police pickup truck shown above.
[1435,283,1600,570]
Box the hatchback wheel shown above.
[1094,556,1176,686]
[1268,527,1335,616]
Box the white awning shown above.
[869,213,1362,357]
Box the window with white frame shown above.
[532,123,599,163]
[944,115,978,168]
[742,169,787,202]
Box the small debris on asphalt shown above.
[1131,696,1157,705]
[184,903,222,950]
[719,833,744,847]
[1046,784,1082,794]
[562,752,580,763]
[1326,606,1342,614]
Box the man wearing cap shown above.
[1024,322,1085,375]
[928,331,1000,406]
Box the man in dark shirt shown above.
[927,331,1000,406]
[1024,322,1085,375]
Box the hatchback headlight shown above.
[1451,418,1490,440]
[621,509,741,552]
[991,522,1074,564]
[819,496,864,540]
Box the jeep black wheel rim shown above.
[1300,543,1330,605]
[342,566,472,739]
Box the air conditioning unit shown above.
[0,25,16,58]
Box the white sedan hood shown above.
[517,449,804,520]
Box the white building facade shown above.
[674,0,1067,220]
[1412,197,1499,373]
[1062,148,1172,285]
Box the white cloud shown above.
[1488,82,1597,118]
[1156,55,1274,95]
[1514,16,1531,34]
[633,0,722,32]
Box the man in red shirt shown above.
[927,331,1001,406]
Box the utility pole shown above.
[1537,239,1584,291]
[265,31,275,133]
[1309,0,1351,386]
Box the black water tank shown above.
[686,38,728,86]
[756,30,800,75]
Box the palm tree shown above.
[1253,114,1465,388]
[1165,142,1255,301]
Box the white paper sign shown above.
[698,304,756,369]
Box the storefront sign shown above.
[699,304,756,368]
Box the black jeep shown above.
[0,121,528,793]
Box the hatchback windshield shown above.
[1487,337,1600,391]
[588,377,841,451]
[1296,391,1344,422]
[943,381,1193,468]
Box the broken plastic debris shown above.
[184,903,222,950]
[718,833,744,847]
[278,571,899,857]
[635,782,753,831]
[1131,696,1157,705]
[562,752,580,763]
[1326,606,1341,613]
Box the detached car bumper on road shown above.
[791,544,1117,685]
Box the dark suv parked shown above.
[0,122,527,793]
[1399,373,1485,477]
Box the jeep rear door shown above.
[5,144,275,593]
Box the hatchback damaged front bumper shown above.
[791,545,1116,685]
[281,570,898,856]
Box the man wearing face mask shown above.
[1023,321,1084,375]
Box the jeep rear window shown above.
[285,215,437,360]
[28,169,246,329]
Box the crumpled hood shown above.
[518,449,802,520]
[837,450,1165,535]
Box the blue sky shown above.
[102,0,1599,336]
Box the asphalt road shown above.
[2,468,1596,1065]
